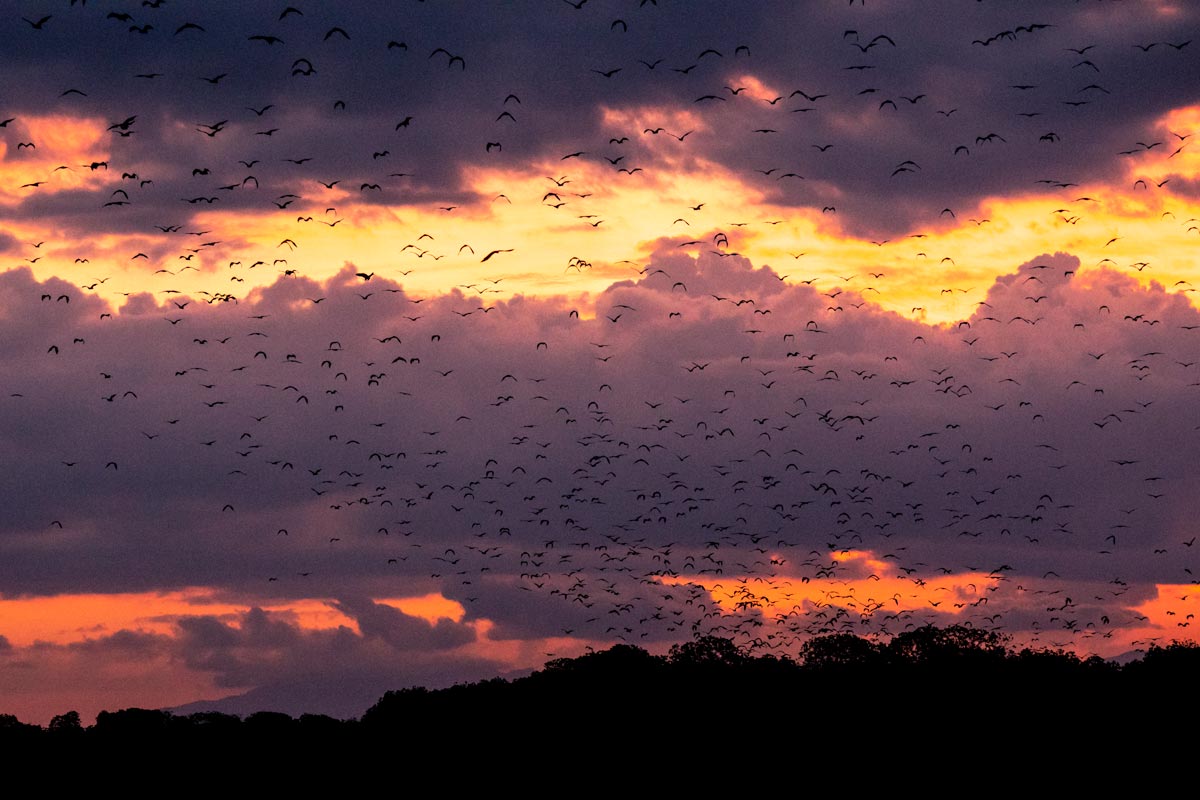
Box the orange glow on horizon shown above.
[0,643,229,728]
[660,549,994,621]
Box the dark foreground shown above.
[4,626,1197,772]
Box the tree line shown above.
[4,625,1198,760]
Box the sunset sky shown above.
[2,0,1198,724]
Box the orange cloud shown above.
[1132,583,1200,641]
[9,102,1200,331]
[661,549,994,624]
[0,589,357,646]
[0,588,475,649]
[724,74,786,104]
[376,593,465,624]
[0,588,507,724]
[0,114,111,204]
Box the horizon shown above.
[6,625,1190,727]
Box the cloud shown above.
[0,601,504,724]
[2,1,1200,719]
[2,3,1197,251]
[1,247,1197,656]
[331,597,475,651]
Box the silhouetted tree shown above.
[48,710,83,735]
[244,710,295,731]
[668,635,751,668]
[1130,639,1200,675]
[798,632,883,669]
[541,643,663,676]
[0,713,41,747]
[184,710,242,732]
[8,626,1200,761]
[887,624,1009,667]
[93,707,173,738]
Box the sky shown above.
[1,0,1198,724]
